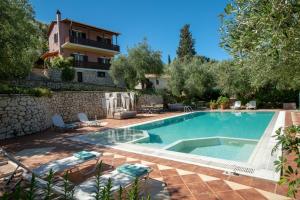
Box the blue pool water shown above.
[131,112,274,161]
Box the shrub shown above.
[272,125,300,198]
[209,100,218,109]
[0,83,52,97]
[50,56,73,69]
[61,67,75,82]
[216,96,229,106]
[27,87,52,97]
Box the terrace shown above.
[1,111,298,200]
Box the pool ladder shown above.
[184,106,193,112]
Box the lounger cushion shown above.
[74,170,135,200]
[117,163,150,177]
[73,151,96,160]
[32,151,100,176]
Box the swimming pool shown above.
[71,111,283,180]
[130,112,274,161]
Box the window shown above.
[104,38,112,45]
[156,79,159,85]
[98,57,110,64]
[71,53,86,62]
[72,30,86,39]
[54,33,58,43]
[97,36,103,42]
[97,71,106,77]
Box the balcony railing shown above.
[66,36,120,52]
[74,61,110,70]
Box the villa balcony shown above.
[73,61,110,70]
[62,36,120,56]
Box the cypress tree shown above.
[167,55,171,65]
[176,24,196,60]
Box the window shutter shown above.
[83,55,88,62]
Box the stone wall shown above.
[11,80,124,92]
[137,94,163,108]
[0,91,107,140]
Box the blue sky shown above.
[30,0,230,62]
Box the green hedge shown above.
[0,83,52,97]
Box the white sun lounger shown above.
[246,100,256,109]
[74,163,151,200]
[230,101,241,110]
[77,113,108,127]
[32,151,101,176]
[52,114,80,130]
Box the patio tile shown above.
[250,178,276,193]
[186,182,211,194]
[236,188,268,200]
[206,180,232,192]
[160,169,179,177]
[255,189,291,200]
[176,169,195,176]
[275,184,289,196]
[126,157,139,162]
[225,180,251,190]
[114,154,125,159]
[181,174,204,184]
[177,163,198,171]
[163,175,184,186]
[216,191,244,200]
[167,184,193,199]
[140,160,155,166]
[192,192,218,200]
[198,174,220,182]
[157,164,173,170]
[227,175,253,186]
[149,170,162,179]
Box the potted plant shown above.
[217,96,229,110]
[209,100,218,110]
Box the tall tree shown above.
[0,0,41,80]
[167,55,171,65]
[220,0,300,90]
[176,24,196,60]
[110,40,164,89]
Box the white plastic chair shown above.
[246,101,256,109]
[77,113,107,127]
[52,114,78,129]
[230,101,241,110]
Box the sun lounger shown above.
[32,151,101,176]
[52,114,80,130]
[114,110,137,119]
[77,113,108,127]
[246,100,256,109]
[74,163,152,200]
[230,101,241,110]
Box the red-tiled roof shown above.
[41,51,59,59]
[47,18,120,36]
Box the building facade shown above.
[43,10,121,87]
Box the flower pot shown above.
[220,104,225,110]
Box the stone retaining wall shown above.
[11,80,124,92]
[0,91,107,140]
[137,94,163,108]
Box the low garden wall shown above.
[137,94,163,108]
[0,91,107,140]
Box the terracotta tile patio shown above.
[1,111,299,199]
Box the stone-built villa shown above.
[42,10,120,86]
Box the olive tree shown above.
[110,40,164,90]
[0,0,42,80]
[220,0,300,90]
